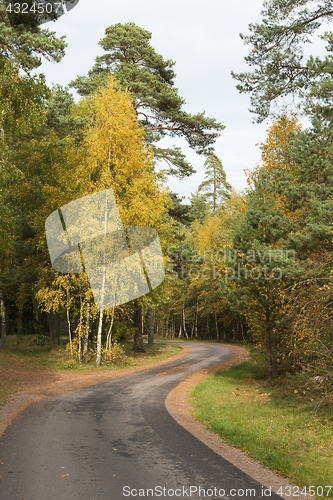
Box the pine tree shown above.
[0,1,67,70]
[198,153,231,213]
[71,22,224,178]
[231,0,333,121]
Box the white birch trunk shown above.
[182,303,189,339]
[96,308,104,366]
[165,317,169,339]
[83,302,90,358]
[66,291,73,356]
[178,322,182,339]
[78,290,83,364]
[95,192,108,367]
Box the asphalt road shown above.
[0,342,282,500]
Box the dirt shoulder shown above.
[1,342,313,500]
[166,344,315,500]
[0,346,189,439]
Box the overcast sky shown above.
[36,0,325,201]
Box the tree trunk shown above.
[206,313,210,339]
[16,312,22,348]
[178,321,182,339]
[266,306,272,382]
[51,311,60,347]
[82,302,90,360]
[48,311,55,351]
[240,316,245,342]
[96,308,104,366]
[147,307,154,346]
[66,291,73,356]
[276,328,280,372]
[182,303,189,339]
[195,301,198,339]
[96,191,108,366]
[57,312,61,346]
[78,327,82,364]
[33,299,39,335]
[77,292,83,364]
[0,282,6,348]
[222,320,226,341]
[291,335,297,374]
[215,310,219,341]
[133,304,145,352]
[165,316,169,339]
[106,305,115,354]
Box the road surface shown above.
[0,342,282,500]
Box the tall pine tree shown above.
[71,22,224,178]
[198,153,231,213]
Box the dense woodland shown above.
[1,1,333,388]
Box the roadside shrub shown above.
[63,359,77,370]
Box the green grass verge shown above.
[191,361,333,497]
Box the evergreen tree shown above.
[167,192,192,227]
[0,1,65,346]
[198,153,231,213]
[71,22,224,178]
[188,191,209,224]
[0,1,67,70]
[272,114,333,259]
[231,0,333,121]
[230,111,333,378]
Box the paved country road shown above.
[0,343,282,500]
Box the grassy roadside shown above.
[0,335,183,407]
[191,360,333,498]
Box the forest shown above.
[0,0,333,395]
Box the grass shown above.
[191,360,333,498]
[0,334,183,406]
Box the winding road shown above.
[0,343,282,500]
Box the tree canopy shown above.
[2,13,333,399]
[198,153,232,213]
[0,2,67,70]
[232,0,333,121]
[71,22,224,178]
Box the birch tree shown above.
[70,76,170,363]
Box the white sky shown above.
[36,0,328,201]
